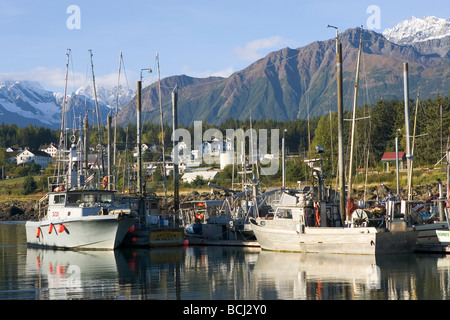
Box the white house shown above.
[182,170,219,183]
[16,149,52,168]
[40,143,58,158]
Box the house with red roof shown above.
[381,151,406,172]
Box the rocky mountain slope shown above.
[117,24,450,127]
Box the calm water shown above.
[1,221,450,301]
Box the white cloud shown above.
[0,67,136,92]
[0,67,83,91]
[233,36,295,61]
[180,66,234,79]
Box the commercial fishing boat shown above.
[25,143,137,250]
[250,190,418,255]
[250,146,418,255]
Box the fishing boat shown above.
[25,144,137,250]
[180,198,260,247]
[250,187,418,255]
[121,53,185,247]
[121,195,185,247]
[25,49,137,250]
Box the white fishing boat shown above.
[25,144,137,250]
[250,190,418,255]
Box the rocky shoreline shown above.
[0,182,444,222]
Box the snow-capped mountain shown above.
[0,80,135,129]
[0,81,61,128]
[382,16,450,45]
[75,84,134,110]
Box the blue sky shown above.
[0,0,448,93]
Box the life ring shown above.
[102,176,108,189]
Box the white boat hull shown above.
[415,221,448,245]
[250,219,418,255]
[25,215,136,250]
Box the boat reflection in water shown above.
[252,251,420,299]
[17,244,450,300]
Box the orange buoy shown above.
[58,224,65,233]
[36,227,41,238]
[48,224,53,234]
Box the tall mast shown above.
[347,26,363,205]
[89,49,105,177]
[403,63,412,200]
[407,91,420,201]
[337,40,346,223]
[57,48,71,182]
[157,52,168,214]
[113,51,123,190]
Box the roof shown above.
[19,149,52,157]
[381,152,405,161]
[182,171,219,180]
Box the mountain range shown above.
[0,81,133,129]
[1,16,449,129]
[117,16,450,127]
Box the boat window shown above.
[68,193,82,203]
[99,193,113,203]
[276,209,292,219]
[83,194,96,202]
[53,194,66,204]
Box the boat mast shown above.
[334,28,346,223]
[347,26,363,207]
[157,52,168,213]
[172,85,179,215]
[57,48,71,183]
[407,90,420,201]
[89,49,105,179]
[113,51,123,191]
[403,63,412,201]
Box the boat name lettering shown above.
[52,212,59,217]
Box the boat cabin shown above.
[46,189,123,220]
[267,192,342,228]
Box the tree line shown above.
[0,94,448,187]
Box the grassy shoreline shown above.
[0,167,447,202]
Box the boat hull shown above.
[250,219,418,255]
[25,215,136,250]
[123,227,185,247]
[415,221,448,245]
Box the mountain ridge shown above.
[1,16,449,129]
[116,25,450,127]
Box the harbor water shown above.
[1,222,450,301]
